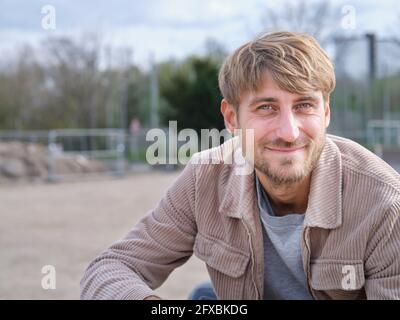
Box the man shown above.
[80,31,400,300]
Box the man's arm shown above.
[80,160,197,300]
[364,200,400,299]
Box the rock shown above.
[0,158,27,178]
[75,155,105,173]
[0,141,108,181]
[0,141,26,158]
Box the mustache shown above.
[260,138,311,149]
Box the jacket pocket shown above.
[310,259,366,299]
[193,233,250,278]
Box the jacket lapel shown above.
[304,135,343,229]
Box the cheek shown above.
[245,117,276,139]
[299,116,326,139]
[237,115,264,135]
[237,118,272,155]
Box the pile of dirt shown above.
[0,141,106,182]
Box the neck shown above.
[256,170,312,216]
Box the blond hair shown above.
[218,31,336,107]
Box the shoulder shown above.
[327,134,400,193]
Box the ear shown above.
[220,99,239,133]
[324,101,331,128]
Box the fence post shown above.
[115,130,126,176]
[47,130,57,182]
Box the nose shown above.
[275,111,300,143]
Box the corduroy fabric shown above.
[80,134,400,300]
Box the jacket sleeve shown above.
[80,160,198,300]
[364,200,400,299]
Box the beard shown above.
[254,131,326,186]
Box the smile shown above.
[265,146,306,153]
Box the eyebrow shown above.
[294,96,320,103]
[249,95,320,106]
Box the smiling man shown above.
[222,70,330,216]
[81,32,400,300]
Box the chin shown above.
[266,163,309,182]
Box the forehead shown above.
[239,72,323,106]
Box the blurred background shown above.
[0,0,399,299]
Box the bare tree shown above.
[44,34,103,128]
[260,0,340,45]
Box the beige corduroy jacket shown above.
[80,134,400,300]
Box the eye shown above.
[257,104,274,111]
[296,103,312,110]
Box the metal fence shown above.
[0,126,207,182]
[330,33,400,149]
[367,120,400,147]
[0,128,126,181]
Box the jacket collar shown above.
[218,135,343,229]
[304,135,343,229]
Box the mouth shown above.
[265,146,306,153]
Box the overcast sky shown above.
[0,0,399,67]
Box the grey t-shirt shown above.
[255,175,314,300]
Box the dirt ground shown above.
[0,171,209,300]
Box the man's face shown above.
[222,72,330,185]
